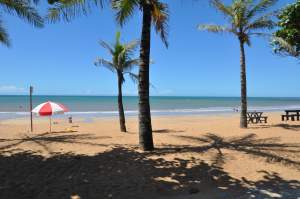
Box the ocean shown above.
[1,95,300,119]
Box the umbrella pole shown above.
[49,116,52,133]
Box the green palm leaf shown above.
[111,0,139,26]
[47,0,104,22]
[210,0,234,18]
[0,0,43,46]
[0,0,43,27]
[95,31,140,83]
[151,0,169,47]
[198,24,234,34]
[94,58,116,73]
[0,19,10,46]
[247,0,278,18]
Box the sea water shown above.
[0,95,300,119]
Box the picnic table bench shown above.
[247,111,268,124]
[282,110,300,121]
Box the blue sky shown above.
[0,0,299,97]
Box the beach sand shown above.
[0,113,299,198]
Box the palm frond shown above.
[0,0,43,27]
[124,39,140,53]
[151,0,169,48]
[246,17,275,31]
[123,58,139,71]
[46,0,103,22]
[245,35,251,46]
[111,0,139,26]
[95,31,140,78]
[99,40,114,55]
[210,0,234,18]
[115,31,121,45]
[249,32,271,38]
[201,0,277,47]
[94,57,116,73]
[126,72,138,84]
[125,72,155,88]
[247,0,278,18]
[0,19,10,46]
[198,24,234,34]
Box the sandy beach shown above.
[0,112,299,199]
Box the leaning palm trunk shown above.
[239,38,248,128]
[117,71,127,132]
[138,4,154,151]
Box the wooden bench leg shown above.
[291,116,295,121]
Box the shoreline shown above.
[0,109,288,121]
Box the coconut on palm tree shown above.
[94,31,140,132]
[112,0,169,151]
[0,0,43,46]
[198,0,277,128]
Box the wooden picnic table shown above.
[282,110,300,121]
[247,111,268,124]
[285,110,300,115]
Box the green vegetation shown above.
[94,31,140,132]
[47,0,104,22]
[273,0,300,59]
[0,0,43,46]
[199,0,277,128]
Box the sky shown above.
[0,0,299,97]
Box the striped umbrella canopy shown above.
[32,101,68,116]
[32,101,69,132]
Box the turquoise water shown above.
[1,95,300,119]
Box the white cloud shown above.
[0,85,25,93]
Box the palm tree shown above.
[0,0,43,46]
[198,0,277,128]
[47,0,168,150]
[112,0,169,151]
[94,31,139,132]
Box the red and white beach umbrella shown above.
[32,101,68,116]
[32,101,69,132]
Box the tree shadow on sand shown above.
[0,131,111,154]
[153,129,185,134]
[155,133,300,169]
[0,147,299,199]
[273,124,300,131]
[249,123,300,131]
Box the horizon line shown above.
[0,94,300,98]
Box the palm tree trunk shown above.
[239,39,248,128]
[117,71,126,132]
[138,3,154,151]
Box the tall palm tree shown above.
[199,0,277,128]
[112,0,169,151]
[0,0,43,46]
[94,31,139,132]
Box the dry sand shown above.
[0,112,299,199]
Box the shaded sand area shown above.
[0,113,300,199]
